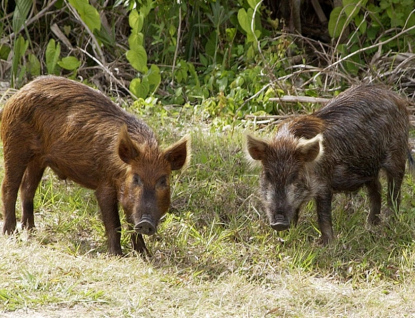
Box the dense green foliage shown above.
[1,0,415,120]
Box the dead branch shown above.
[245,114,415,127]
[269,96,330,104]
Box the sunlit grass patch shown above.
[1,111,415,316]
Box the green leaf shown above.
[247,45,255,59]
[199,54,208,67]
[57,56,81,71]
[0,45,11,60]
[328,7,347,38]
[27,54,41,76]
[128,33,144,50]
[68,0,101,32]
[46,39,61,75]
[247,0,261,10]
[12,0,32,33]
[225,28,237,42]
[366,26,379,40]
[129,10,143,32]
[217,77,228,92]
[126,46,148,73]
[342,0,359,18]
[139,0,156,17]
[130,78,150,99]
[146,64,161,87]
[11,35,28,85]
[354,14,367,33]
[237,8,250,34]
[237,8,257,42]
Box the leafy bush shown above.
[328,0,415,75]
[1,0,414,118]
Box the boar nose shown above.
[135,215,156,236]
[270,214,290,231]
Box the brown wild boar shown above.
[246,85,412,244]
[1,76,190,255]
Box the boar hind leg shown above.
[385,168,404,213]
[315,191,334,244]
[95,186,122,256]
[366,177,382,225]
[2,156,30,234]
[20,161,46,230]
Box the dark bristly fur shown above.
[1,76,190,256]
[247,84,413,244]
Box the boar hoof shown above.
[135,217,156,236]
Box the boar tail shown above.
[407,147,415,176]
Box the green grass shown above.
[1,109,415,317]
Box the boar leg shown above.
[125,215,150,255]
[20,160,45,230]
[292,208,300,226]
[385,169,404,212]
[130,229,150,256]
[366,177,382,225]
[315,190,334,244]
[2,156,29,234]
[95,185,122,256]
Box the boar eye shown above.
[156,176,168,189]
[264,171,273,181]
[133,174,142,186]
[287,173,298,185]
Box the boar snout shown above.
[135,215,156,235]
[270,214,290,231]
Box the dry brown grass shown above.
[1,233,415,318]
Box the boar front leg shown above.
[125,214,150,256]
[315,190,334,244]
[292,208,300,227]
[95,185,122,256]
[130,229,150,256]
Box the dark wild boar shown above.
[246,85,412,244]
[1,76,190,255]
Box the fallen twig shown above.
[269,96,330,104]
[245,115,415,127]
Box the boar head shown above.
[246,131,324,231]
[118,124,190,236]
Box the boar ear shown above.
[164,135,191,170]
[296,133,324,162]
[118,124,140,164]
[246,134,268,161]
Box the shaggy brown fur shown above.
[247,85,412,244]
[1,76,190,255]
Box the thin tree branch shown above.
[78,47,137,100]
[2,0,59,42]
